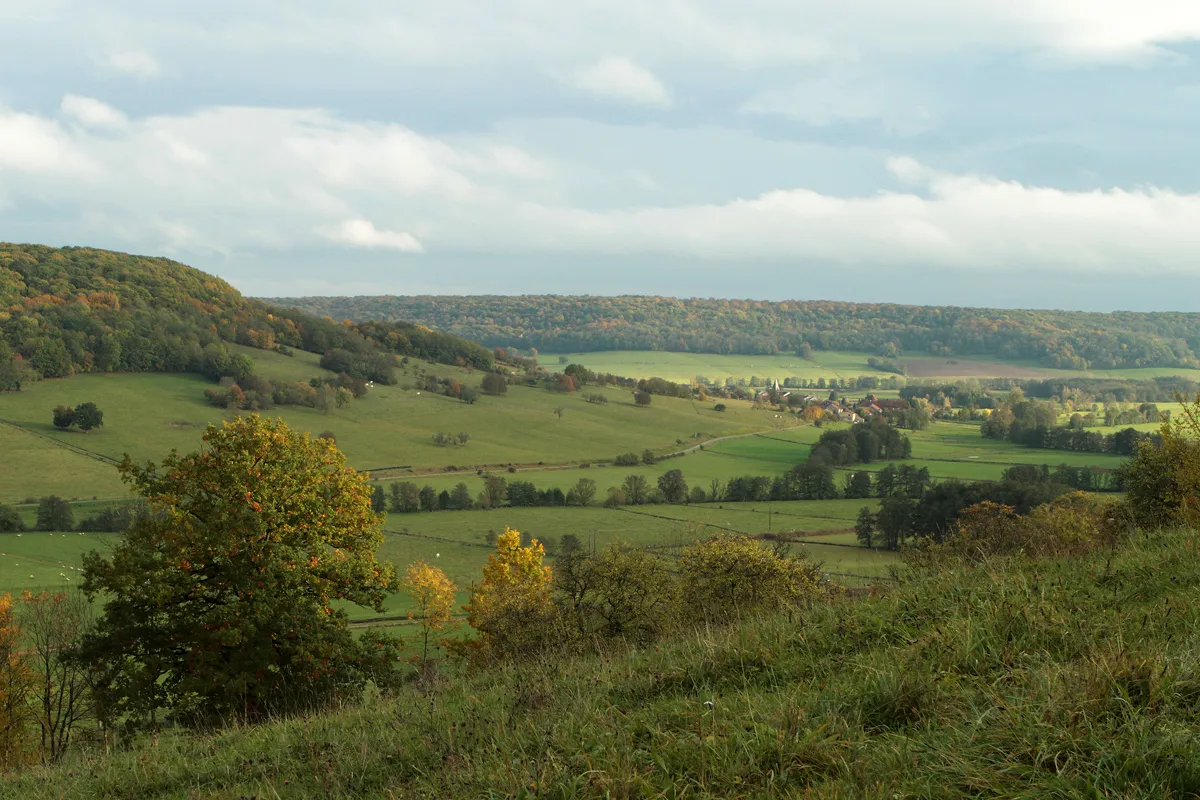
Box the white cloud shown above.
[741,75,934,135]
[41,1,1200,71]
[569,57,672,107]
[6,96,1200,277]
[485,162,1200,274]
[60,94,127,128]
[100,50,161,78]
[321,219,423,252]
[0,108,94,174]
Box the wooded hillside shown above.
[0,244,492,386]
[271,294,1200,370]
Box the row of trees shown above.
[0,498,145,533]
[203,373,367,412]
[982,391,1161,455]
[377,476,600,513]
[855,468,1100,551]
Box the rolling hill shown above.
[270,293,1200,371]
[0,243,493,388]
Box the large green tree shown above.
[657,469,688,504]
[78,415,398,729]
[72,402,103,433]
[36,497,74,532]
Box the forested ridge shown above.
[0,244,492,385]
[271,294,1200,370]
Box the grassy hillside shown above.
[271,293,1200,371]
[0,346,792,502]
[12,528,1200,798]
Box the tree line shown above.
[274,292,1200,370]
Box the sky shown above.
[4,1,1200,310]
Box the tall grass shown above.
[8,529,1200,798]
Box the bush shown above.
[679,533,823,624]
[459,528,560,665]
[0,503,24,532]
[1121,399,1200,529]
[555,543,677,645]
[603,487,626,507]
[941,492,1123,562]
[480,372,508,395]
[613,453,640,467]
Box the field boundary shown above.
[0,419,121,467]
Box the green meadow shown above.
[0,348,789,503]
[1,344,1154,623]
[548,349,1200,384]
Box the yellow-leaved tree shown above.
[0,594,33,772]
[461,527,557,664]
[403,562,457,665]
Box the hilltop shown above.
[0,243,492,386]
[270,294,1200,371]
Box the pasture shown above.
[0,349,789,503]
[546,349,1200,385]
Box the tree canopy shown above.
[275,293,1200,370]
[78,414,398,728]
[0,243,492,385]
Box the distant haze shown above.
[5,2,1200,309]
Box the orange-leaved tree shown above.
[78,414,399,729]
[403,561,457,665]
[462,527,557,664]
[0,594,34,772]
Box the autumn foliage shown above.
[403,562,457,665]
[460,527,558,665]
[0,594,33,772]
[78,414,399,728]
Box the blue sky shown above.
[4,1,1200,309]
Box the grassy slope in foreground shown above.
[13,528,1200,799]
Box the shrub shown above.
[555,543,678,645]
[943,493,1123,562]
[460,528,559,665]
[679,533,823,624]
[0,504,24,533]
[613,453,640,467]
[603,487,626,507]
[480,372,508,395]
